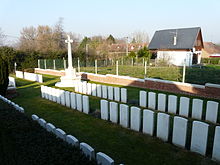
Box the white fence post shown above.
[44,59,47,69]
[95,59,97,74]
[116,60,119,76]
[144,61,147,78]
[38,59,40,68]
[53,59,56,70]
[78,58,80,72]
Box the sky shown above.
[0,0,220,44]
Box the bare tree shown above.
[131,31,149,43]
[19,26,37,50]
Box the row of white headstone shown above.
[139,91,219,123]
[32,114,116,165]
[41,86,90,114]
[100,99,220,161]
[75,81,127,103]
[15,71,43,83]
[0,95,24,113]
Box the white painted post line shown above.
[144,61,147,78]
[78,57,80,72]
[53,59,56,70]
[38,59,40,68]
[95,59,98,74]
[182,60,186,83]
[44,59,47,69]
[116,60,119,76]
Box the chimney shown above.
[173,35,177,45]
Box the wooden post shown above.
[95,59,97,74]
[116,60,119,76]
[78,58,80,72]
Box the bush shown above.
[0,56,9,96]
[202,58,220,65]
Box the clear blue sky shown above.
[0,0,220,43]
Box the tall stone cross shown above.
[65,35,73,69]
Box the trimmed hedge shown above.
[0,56,9,96]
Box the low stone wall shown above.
[35,68,220,99]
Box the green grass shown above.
[10,75,220,165]
[0,100,96,165]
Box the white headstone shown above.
[96,152,114,165]
[101,100,109,120]
[52,88,57,102]
[87,83,92,95]
[190,121,209,155]
[139,91,147,107]
[148,92,156,109]
[70,92,76,109]
[76,94,82,112]
[114,87,120,102]
[82,81,87,94]
[108,86,114,100]
[212,126,220,161]
[192,99,203,120]
[15,71,23,78]
[65,91,71,107]
[60,90,65,106]
[32,114,39,121]
[102,85,108,99]
[179,97,190,117]
[48,87,53,101]
[172,116,188,148]
[157,93,166,112]
[168,95,177,114]
[38,118,47,128]
[83,95,90,114]
[75,83,79,92]
[45,86,49,100]
[110,102,118,123]
[38,74,43,83]
[78,82,83,93]
[97,84,102,98]
[130,106,141,131]
[46,123,56,133]
[80,142,95,160]
[55,128,66,141]
[119,104,129,128]
[91,83,97,96]
[40,85,44,98]
[143,109,155,136]
[56,89,61,104]
[157,113,170,141]
[66,135,79,147]
[121,88,127,103]
[205,101,219,123]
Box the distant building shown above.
[148,27,204,66]
[202,42,220,58]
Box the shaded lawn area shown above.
[10,75,220,165]
[0,100,96,165]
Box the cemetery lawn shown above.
[11,75,220,165]
[0,100,96,165]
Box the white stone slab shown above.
[82,81,87,94]
[157,113,170,141]
[168,95,177,114]
[212,126,220,161]
[78,82,83,93]
[108,86,114,100]
[172,116,188,148]
[44,86,49,99]
[38,118,47,128]
[66,135,79,147]
[114,87,120,102]
[38,74,43,83]
[96,152,114,165]
[143,109,155,136]
[91,84,97,96]
[190,121,209,155]
[70,92,76,109]
[76,94,82,112]
[102,85,108,99]
[121,88,127,103]
[48,87,53,101]
[119,104,129,128]
[110,102,118,123]
[148,92,156,109]
[15,71,23,78]
[179,97,190,117]
[60,90,65,106]
[56,89,61,104]
[80,142,95,160]
[46,123,56,133]
[97,84,102,98]
[139,91,147,107]
[55,128,66,141]
[83,95,90,114]
[52,88,57,102]
[32,114,39,121]
[101,100,109,120]
[157,93,166,112]
[192,99,203,120]
[130,107,141,131]
[41,85,44,98]
[87,83,92,95]
[75,83,79,92]
[65,91,71,107]
[205,101,219,123]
